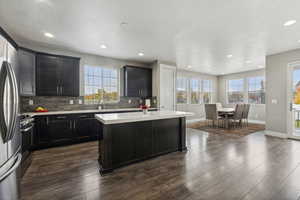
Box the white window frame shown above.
[83,65,120,104]
[176,77,189,104]
[247,76,265,105]
[202,79,212,104]
[190,78,202,104]
[226,79,245,104]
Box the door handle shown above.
[7,62,19,141]
[0,61,9,142]
[0,61,17,142]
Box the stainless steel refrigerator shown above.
[0,34,21,200]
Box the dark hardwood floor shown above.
[21,129,300,200]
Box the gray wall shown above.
[176,69,218,120]
[218,69,265,122]
[266,49,300,133]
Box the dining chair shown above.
[204,104,224,127]
[242,104,250,126]
[216,102,223,111]
[228,104,244,128]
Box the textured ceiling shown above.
[1,0,300,75]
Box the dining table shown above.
[218,108,235,129]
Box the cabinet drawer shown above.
[48,115,71,121]
[73,113,94,119]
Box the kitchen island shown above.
[95,110,193,174]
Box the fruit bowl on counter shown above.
[35,106,49,112]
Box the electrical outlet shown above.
[78,99,82,104]
[29,99,34,105]
[271,99,278,104]
[69,100,74,105]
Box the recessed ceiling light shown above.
[298,39,300,43]
[245,60,252,64]
[284,20,297,26]
[258,65,264,68]
[44,32,54,38]
[138,52,144,56]
[100,44,107,49]
[227,54,233,58]
[187,65,192,68]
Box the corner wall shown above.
[266,48,300,134]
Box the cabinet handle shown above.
[70,121,72,129]
[60,86,63,95]
[46,117,49,125]
[56,116,66,119]
[79,115,88,118]
[57,86,59,95]
[73,121,76,129]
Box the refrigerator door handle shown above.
[6,62,19,141]
[0,153,21,182]
[0,61,14,143]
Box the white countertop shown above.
[23,108,157,117]
[95,110,194,125]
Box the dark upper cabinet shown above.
[124,66,152,98]
[59,57,80,96]
[18,49,36,96]
[36,53,80,97]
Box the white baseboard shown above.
[248,120,265,124]
[187,118,265,125]
[187,118,205,124]
[264,130,288,138]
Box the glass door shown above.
[287,63,300,139]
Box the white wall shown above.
[19,42,150,96]
[266,49,300,134]
[218,69,265,122]
[176,69,218,120]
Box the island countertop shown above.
[95,110,193,125]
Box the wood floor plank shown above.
[21,128,300,200]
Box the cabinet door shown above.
[111,123,136,166]
[18,49,36,96]
[47,116,74,145]
[124,66,152,97]
[74,115,99,141]
[139,68,152,98]
[124,66,141,97]
[59,57,79,97]
[153,118,180,155]
[134,121,153,159]
[34,117,51,148]
[36,54,60,96]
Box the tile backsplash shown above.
[21,96,157,112]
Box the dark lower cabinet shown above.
[100,118,183,173]
[33,114,100,149]
[47,116,74,145]
[34,117,51,147]
[111,124,136,165]
[153,118,180,155]
[74,115,100,141]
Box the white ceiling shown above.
[1,0,300,75]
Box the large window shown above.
[190,79,201,104]
[227,79,244,103]
[202,80,212,103]
[84,66,119,104]
[176,77,188,104]
[248,76,265,104]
